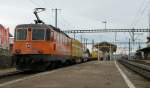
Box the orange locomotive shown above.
[13,8,84,71]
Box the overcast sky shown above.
[0,0,150,52]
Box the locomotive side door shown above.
[50,30,56,52]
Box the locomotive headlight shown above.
[15,49,21,53]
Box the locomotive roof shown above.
[16,24,70,38]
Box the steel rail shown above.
[0,71,23,79]
[118,59,150,79]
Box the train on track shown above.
[12,8,89,71]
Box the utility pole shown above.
[149,10,150,36]
[114,32,117,60]
[115,32,117,41]
[102,21,107,29]
[80,35,83,43]
[128,38,131,60]
[92,39,94,52]
[131,28,135,42]
[85,39,88,48]
[52,8,61,28]
[110,44,112,60]
[139,42,141,49]
[129,28,134,52]
[98,44,100,61]
[73,33,76,39]
[83,38,86,50]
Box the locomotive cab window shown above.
[32,29,45,40]
[16,28,27,40]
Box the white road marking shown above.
[115,60,136,88]
[0,69,58,87]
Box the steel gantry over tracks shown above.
[63,28,150,33]
[83,42,146,45]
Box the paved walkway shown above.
[0,61,129,88]
[0,68,16,75]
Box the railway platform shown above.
[0,68,16,75]
[0,61,136,88]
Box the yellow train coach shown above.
[71,39,83,60]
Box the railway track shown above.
[0,60,91,85]
[0,67,64,84]
[118,59,150,80]
[0,71,23,79]
[0,70,36,84]
[0,62,85,84]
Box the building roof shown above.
[94,41,117,53]
[137,47,150,52]
[0,24,13,37]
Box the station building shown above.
[136,37,150,60]
[91,42,117,60]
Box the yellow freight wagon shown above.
[91,51,103,60]
[71,39,83,58]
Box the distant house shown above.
[0,24,13,67]
[0,24,10,50]
[137,47,150,60]
[136,37,150,60]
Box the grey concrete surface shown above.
[0,61,128,88]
